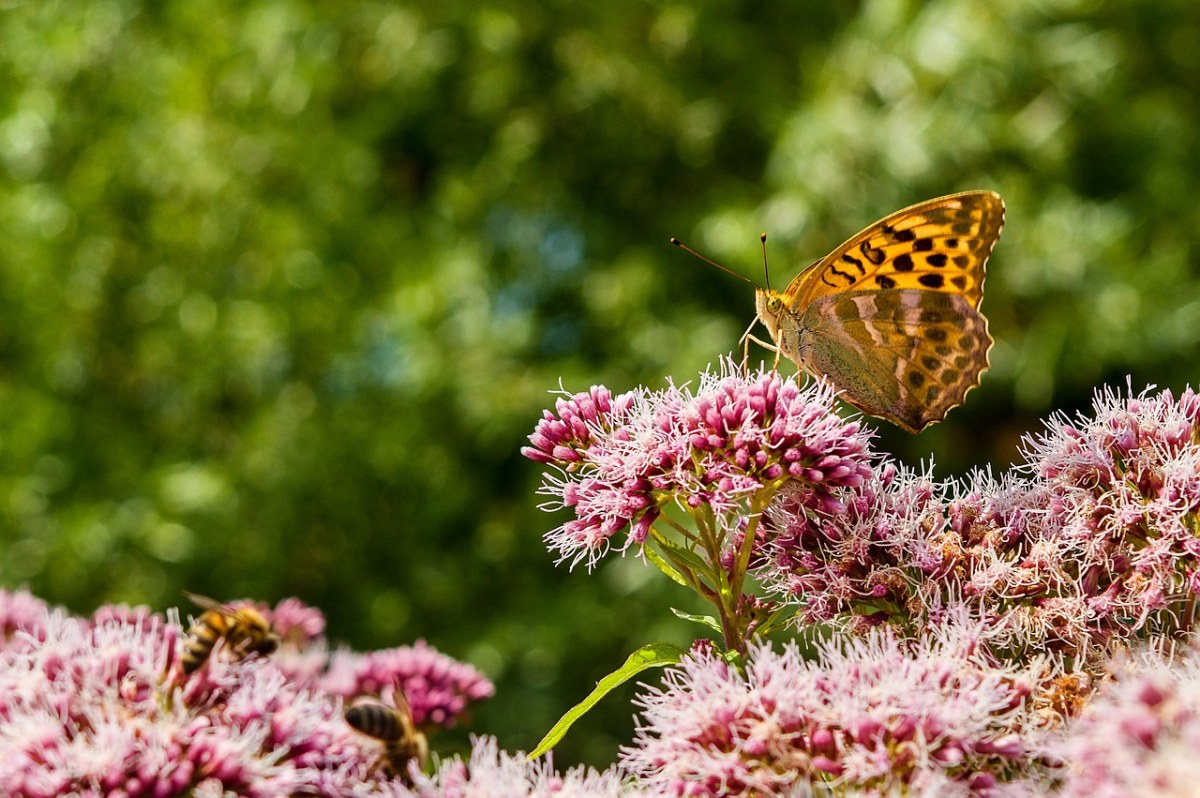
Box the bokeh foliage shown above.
[1,0,1197,768]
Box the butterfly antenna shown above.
[760,233,771,292]
[670,238,755,285]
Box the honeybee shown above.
[345,685,428,782]
[180,592,279,675]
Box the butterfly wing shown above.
[782,191,1004,311]
[757,191,1003,431]
[800,290,991,433]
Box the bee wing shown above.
[392,683,421,731]
[392,684,413,718]
[183,591,228,613]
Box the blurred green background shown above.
[2,0,1198,768]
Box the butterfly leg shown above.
[742,332,782,373]
[738,317,767,373]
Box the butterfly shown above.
[752,191,1004,433]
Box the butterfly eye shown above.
[767,296,783,314]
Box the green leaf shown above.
[652,533,711,577]
[669,606,721,633]
[756,601,800,637]
[645,545,693,587]
[527,642,685,760]
[720,647,745,669]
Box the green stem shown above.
[730,484,780,601]
[722,482,783,651]
[693,507,741,653]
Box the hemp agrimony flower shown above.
[0,589,492,797]
[524,361,877,653]
[1052,643,1200,798]
[404,736,646,798]
[621,618,1053,797]
[757,382,1200,673]
[762,461,946,631]
[1021,383,1200,644]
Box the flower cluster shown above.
[404,736,645,798]
[757,383,1200,668]
[933,473,1085,657]
[0,587,53,642]
[621,618,1053,797]
[0,589,492,797]
[317,641,495,727]
[1049,643,1200,798]
[268,596,328,645]
[1021,384,1200,641]
[518,372,1200,794]
[523,362,877,570]
[763,461,947,629]
[4,374,1196,797]
[935,384,1200,663]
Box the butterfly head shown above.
[754,288,786,338]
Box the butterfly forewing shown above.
[784,191,1004,311]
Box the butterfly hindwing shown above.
[801,290,992,433]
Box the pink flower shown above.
[266,597,327,645]
[522,385,625,467]
[0,588,53,648]
[1053,643,1200,798]
[318,640,494,728]
[237,599,493,733]
[404,736,646,798]
[1019,383,1200,644]
[621,617,1053,797]
[524,361,877,569]
[0,593,492,797]
[763,462,949,630]
[758,381,1200,668]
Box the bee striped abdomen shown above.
[224,609,279,658]
[181,612,229,674]
[346,703,404,741]
[345,698,428,780]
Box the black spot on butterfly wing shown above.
[860,241,886,265]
